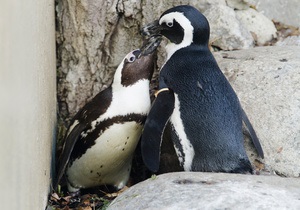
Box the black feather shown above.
[141,90,175,172]
[242,108,264,158]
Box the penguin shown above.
[55,48,156,193]
[140,5,264,174]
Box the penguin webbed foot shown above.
[103,186,129,198]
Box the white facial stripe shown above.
[113,56,127,86]
[125,51,137,63]
[159,12,194,59]
[67,120,79,136]
[170,93,195,171]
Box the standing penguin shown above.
[141,5,264,173]
[55,48,156,193]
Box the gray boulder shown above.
[204,5,254,50]
[214,46,300,177]
[253,0,300,28]
[276,36,300,46]
[236,8,277,45]
[108,172,300,209]
[226,0,252,10]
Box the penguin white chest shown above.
[170,93,195,171]
[66,122,143,191]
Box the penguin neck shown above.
[109,79,151,116]
[111,59,150,105]
[165,40,210,59]
[165,32,193,60]
[161,42,209,72]
[112,60,125,86]
[112,64,150,93]
[111,79,150,93]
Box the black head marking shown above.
[121,50,155,87]
[160,19,184,44]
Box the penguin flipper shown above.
[54,123,85,190]
[141,90,175,172]
[242,108,264,159]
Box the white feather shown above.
[170,93,195,171]
[67,120,79,136]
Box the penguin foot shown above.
[104,186,129,198]
[69,190,81,197]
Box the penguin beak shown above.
[140,20,163,56]
[140,20,162,37]
[140,35,162,56]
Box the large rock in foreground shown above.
[108,172,300,209]
[214,46,300,177]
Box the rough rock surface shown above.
[214,46,300,177]
[236,8,277,45]
[225,0,255,10]
[108,172,300,209]
[204,5,254,50]
[141,0,227,24]
[276,36,300,46]
[253,0,300,28]
[56,0,144,120]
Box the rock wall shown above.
[56,0,142,121]
[57,0,277,122]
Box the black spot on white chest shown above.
[66,120,143,190]
[69,114,147,164]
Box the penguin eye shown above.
[166,21,173,27]
[127,55,136,63]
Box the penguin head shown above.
[113,49,155,88]
[141,5,210,57]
